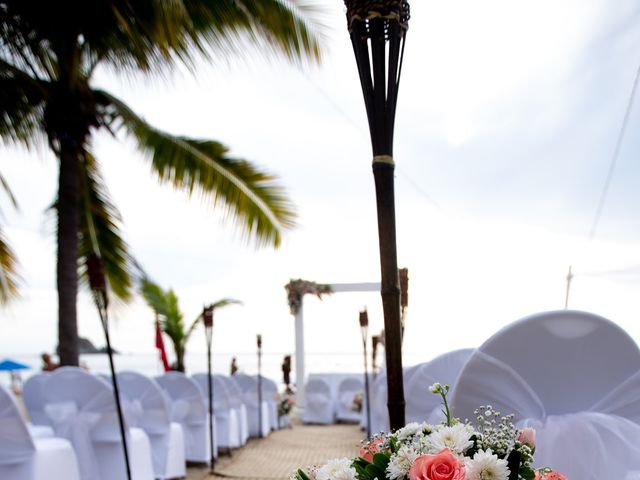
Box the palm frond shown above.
[139,276,186,348]
[140,276,168,314]
[77,153,139,301]
[0,173,18,210]
[0,58,48,149]
[184,0,325,65]
[209,298,243,310]
[0,229,20,304]
[183,297,242,343]
[99,89,297,248]
[161,288,186,347]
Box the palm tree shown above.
[0,1,323,365]
[140,276,241,372]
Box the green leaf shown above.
[295,469,310,480]
[100,89,297,248]
[372,453,390,471]
[364,464,385,480]
[520,467,536,480]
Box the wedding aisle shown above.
[188,421,364,480]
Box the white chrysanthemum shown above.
[386,445,419,480]
[429,424,474,455]
[396,422,423,441]
[316,458,357,480]
[465,449,510,480]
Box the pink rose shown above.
[518,427,536,448]
[408,449,465,480]
[535,471,568,480]
[359,437,384,462]
[544,473,568,480]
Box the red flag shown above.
[155,319,171,372]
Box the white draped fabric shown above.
[369,370,389,434]
[405,349,474,424]
[192,373,241,448]
[217,375,249,444]
[231,374,270,437]
[155,372,216,464]
[22,374,51,427]
[335,377,364,423]
[40,367,153,480]
[302,378,333,424]
[450,310,640,480]
[0,385,81,480]
[254,375,279,431]
[117,371,186,479]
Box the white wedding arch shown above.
[285,280,380,409]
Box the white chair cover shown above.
[192,373,241,448]
[41,367,154,480]
[155,372,217,463]
[369,370,389,434]
[405,349,474,424]
[450,310,640,480]
[0,385,81,480]
[218,375,249,444]
[302,378,333,424]
[117,371,186,479]
[22,373,51,427]
[335,377,364,423]
[255,375,279,431]
[231,374,270,437]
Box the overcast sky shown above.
[2,0,640,375]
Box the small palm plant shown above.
[141,276,240,372]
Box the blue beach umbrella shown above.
[0,359,30,371]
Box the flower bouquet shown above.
[352,392,364,413]
[279,394,295,417]
[294,384,566,480]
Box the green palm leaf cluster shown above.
[0,1,323,365]
[140,276,241,372]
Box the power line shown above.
[588,62,640,241]
[302,72,444,211]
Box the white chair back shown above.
[117,371,171,435]
[302,378,333,424]
[0,384,35,466]
[155,372,206,424]
[336,377,364,422]
[450,310,640,480]
[192,373,232,411]
[405,348,473,424]
[22,373,51,426]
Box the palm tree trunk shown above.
[176,346,185,372]
[57,142,81,366]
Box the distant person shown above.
[282,355,292,393]
[230,357,238,375]
[10,371,23,395]
[41,353,58,372]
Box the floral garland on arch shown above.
[285,279,333,315]
[294,384,567,480]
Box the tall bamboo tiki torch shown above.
[344,0,410,430]
[87,254,131,480]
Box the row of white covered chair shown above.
[367,310,640,480]
[14,368,281,480]
[302,373,367,425]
